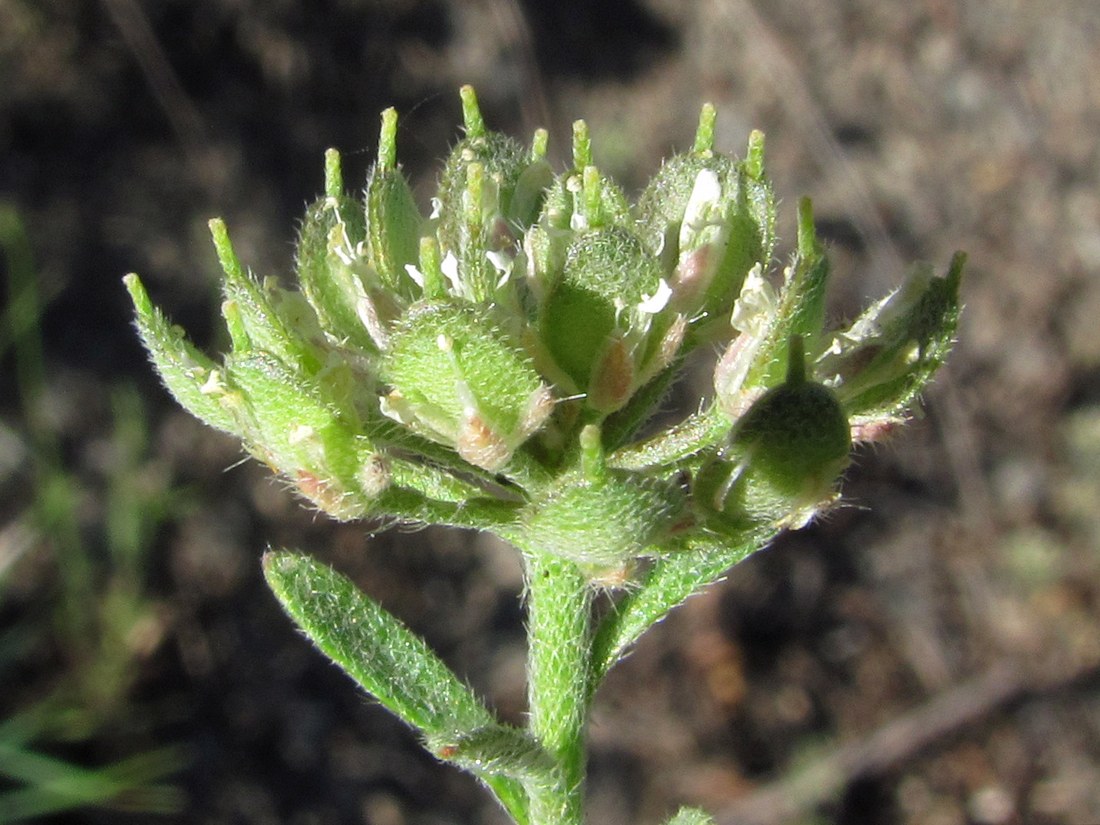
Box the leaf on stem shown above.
[262,551,531,824]
[262,551,492,736]
[590,526,778,685]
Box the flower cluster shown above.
[126,86,962,576]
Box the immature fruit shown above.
[380,300,553,471]
[718,338,851,527]
[521,470,685,567]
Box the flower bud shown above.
[636,125,775,337]
[380,300,553,471]
[817,252,965,434]
[433,86,552,303]
[223,352,380,519]
[296,183,377,354]
[714,199,831,418]
[211,219,325,376]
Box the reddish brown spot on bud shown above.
[850,417,904,443]
[588,337,634,412]
[457,413,511,471]
[670,245,714,310]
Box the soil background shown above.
[3,2,1100,824]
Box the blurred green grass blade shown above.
[0,204,46,424]
[0,203,93,625]
[0,741,184,821]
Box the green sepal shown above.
[825,252,965,427]
[664,807,716,825]
[749,199,829,385]
[365,165,423,300]
[783,198,831,349]
[124,273,238,435]
[210,219,324,375]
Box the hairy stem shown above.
[523,551,592,825]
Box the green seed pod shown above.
[380,300,553,471]
[715,337,851,527]
[522,470,685,567]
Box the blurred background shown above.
[2,1,1099,823]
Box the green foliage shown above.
[127,86,963,824]
[3,205,184,820]
[664,807,716,825]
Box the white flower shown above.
[729,263,777,336]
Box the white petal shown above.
[440,251,463,294]
[729,263,777,336]
[679,169,722,250]
[638,278,673,314]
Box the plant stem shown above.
[523,551,591,825]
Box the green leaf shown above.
[262,552,531,825]
[590,526,777,686]
[262,552,493,737]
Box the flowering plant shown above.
[126,87,962,825]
